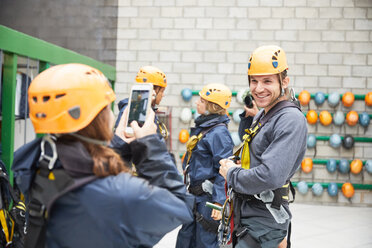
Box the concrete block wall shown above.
[0,0,118,66]
[116,0,372,206]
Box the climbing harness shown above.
[0,161,26,248]
[183,123,227,234]
[24,135,96,248]
[156,119,169,140]
[220,100,301,246]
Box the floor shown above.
[154,203,372,248]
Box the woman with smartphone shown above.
[12,64,194,248]
[176,83,234,248]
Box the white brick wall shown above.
[116,2,372,206]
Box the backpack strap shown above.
[25,136,96,248]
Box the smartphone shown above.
[125,83,153,137]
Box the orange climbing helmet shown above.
[342,92,355,107]
[301,158,313,173]
[298,90,311,106]
[199,83,232,109]
[319,110,333,126]
[135,66,167,88]
[346,111,359,126]
[306,110,318,125]
[365,92,372,106]
[28,63,116,134]
[248,45,288,76]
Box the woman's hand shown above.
[244,100,259,118]
[115,107,135,143]
[211,203,222,221]
[219,158,241,180]
[131,110,157,139]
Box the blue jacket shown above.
[182,115,233,205]
[12,135,194,248]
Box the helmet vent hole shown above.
[36,112,46,118]
[272,56,277,60]
[32,97,37,103]
[43,96,50,102]
[55,93,66,99]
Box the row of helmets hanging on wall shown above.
[178,88,372,200]
[298,90,372,200]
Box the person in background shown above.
[219,45,307,248]
[12,63,194,248]
[176,83,234,248]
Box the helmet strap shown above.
[69,133,109,146]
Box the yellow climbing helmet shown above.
[28,63,116,134]
[135,66,167,88]
[199,83,232,109]
[248,45,288,75]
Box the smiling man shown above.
[219,45,307,248]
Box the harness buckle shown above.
[28,201,46,218]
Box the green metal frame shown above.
[0,25,116,184]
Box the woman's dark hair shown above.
[76,106,129,177]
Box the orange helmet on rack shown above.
[248,45,288,76]
[28,63,116,134]
[199,83,232,109]
[135,66,167,88]
[298,90,311,106]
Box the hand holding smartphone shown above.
[125,83,153,137]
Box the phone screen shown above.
[128,90,150,127]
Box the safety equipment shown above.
[338,159,350,174]
[28,64,115,134]
[237,101,301,170]
[342,135,354,149]
[184,123,226,173]
[23,135,97,248]
[319,110,332,126]
[327,183,338,197]
[342,92,354,107]
[199,83,232,109]
[298,90,311,106]
[326,159,337,173]
[350,159,363,174]
[328,92,340,107]
[0,161,26,248]
[329,134,342,148]
[366,160,372,174]
[365,92,372,106]
[301,158,313,173]
[346,111,359,126]
[359,112,370,128]
[247,45,288,75]
[296,181,308,195]
[307,134,317,149]
[311,183,323,196]
[333,111,345,126]
[181,88,193,102]
[341,182,354,198]
[233,109,244,123]
[180,108,192,123]
[314,92,326,106]
[306,110,318,124]
[135,66,167,88]
[179,129,190,143]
